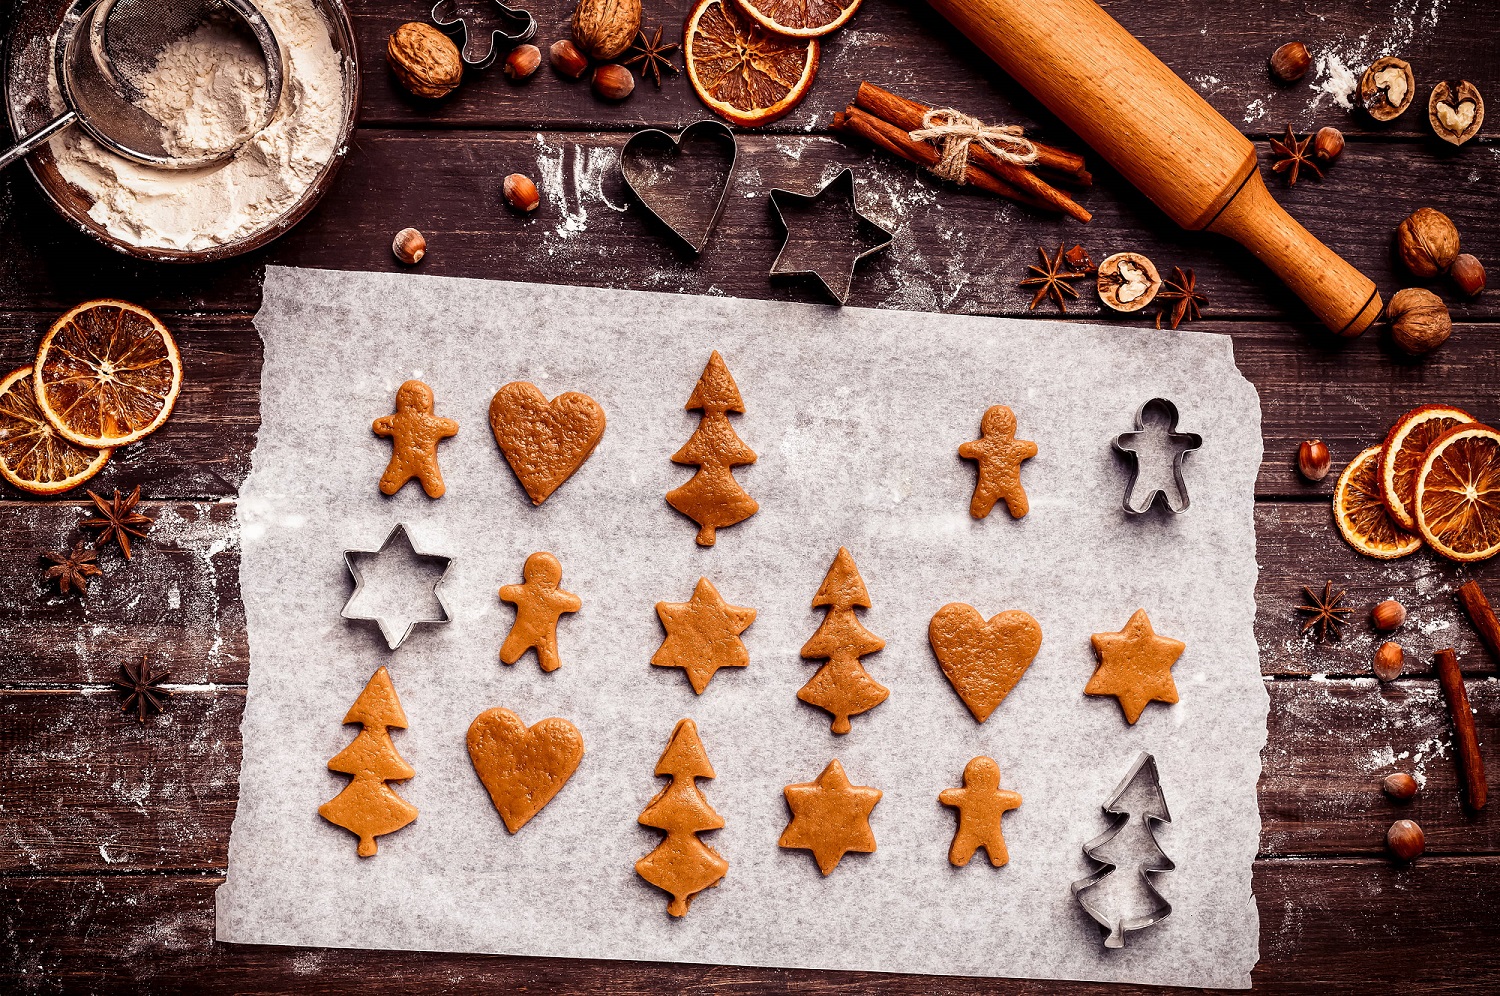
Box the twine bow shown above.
[907,108,1037,184]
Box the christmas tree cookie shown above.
[797,547,888,734]
[666,351,758,546]
[635,719,728,916]
[318,666,418,857]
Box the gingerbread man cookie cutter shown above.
[1111,398,1202,515]
[430,0,535,69]
[341,523,455,650]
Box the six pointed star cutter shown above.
[341,523,455,650]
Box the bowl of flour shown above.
[3,0,358,261]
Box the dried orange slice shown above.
[1380,403,1475,531]
[1333,445,1422,559]
[34,300,182,449]
[0,367,110,495]
[685,0,820,128]
[733,0,863,37]
[1414,423,1500,562]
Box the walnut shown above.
[1428,80,1484,146]
[571,0,641,61]
[1096,252,1162,312]
[1385,288,1451,355]
[1361,56,1414,122]
[1395,208,1460,279]
[387,22,462,99]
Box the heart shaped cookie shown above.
[928,604,1043,723]
[466,708,585,833]
[489,382,606,505]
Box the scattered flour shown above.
[47,0,348,251]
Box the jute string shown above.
[907,108,1037,184]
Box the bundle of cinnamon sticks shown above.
[831,82,1093,223]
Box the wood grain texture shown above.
[4,858,1499,993]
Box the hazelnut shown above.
[1450,253,1486,297]
[1360,56,1415,122]
[1386,818,1425,861]
[387,22,462,99]
[503,43,541,80]
[392,227,426,265]
[1382,772,1419,800]
[591,63,635,101]
[550,39,589,79]
[503,173,540,212]
[1096,252,1162,312]
[1428,80,1484,147]
[1385,287,1452,355]
[1313,126,1344,165]
[1373,641,1405,682]
[1396,207,1460,278]
[572,0,641,61]
[1269,41,1310,84]
[1371,599,1407,631]
[1297,439,1332,482]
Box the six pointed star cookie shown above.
[1086,609,1185,724]
[779,759,882,875]
[653,577,757,693]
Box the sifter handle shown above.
[0,111,78,172]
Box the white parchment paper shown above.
[217,265,1266,988]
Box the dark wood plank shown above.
[3,130,1497,322]
[2,680,1492,875]
[345,0,1500,142]
[5,857,1499,993]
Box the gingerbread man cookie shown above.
[373,380,459,498]
[938,756,1022,867]
[958,405,1037,519]
[499,552,581,672]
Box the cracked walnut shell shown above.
[1360,56,1414,122]
[1096,252,1162,312]
[1429,80,1484,146]
[388,22,462,99]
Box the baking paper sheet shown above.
[218,265,1266,988]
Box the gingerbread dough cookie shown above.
[778,759,882,875]
[666,351,758,546]
[488,382,606,505]
[958,405,1037,519]
[798,547,888,735]
[499,552,581,673]
[373,380,459,498]
[928,604,1043,723]
[939,756,1022,867]
[318,666,418,857]
[1087,609,1184,724]
[636,718,728,916]
[467,707,585,833]
[653,578,756,694]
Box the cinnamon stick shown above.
[831,108,1054,213]
[1457,580,1500,667]
[851,84,1091,223]
[1435,648,1487,811]
[856,82,1091,183]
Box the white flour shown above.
[135,20,267,159]
[48,0,346,251]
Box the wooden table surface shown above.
[3,0,1499,991]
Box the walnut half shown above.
[1360,56,1415,122]
[1428,80,1485,146]
[1097,252,1163,313]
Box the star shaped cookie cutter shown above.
[769,168,894,305]
[341,523,455,650]
[430,0,535,69]
[1111,398,1203,515]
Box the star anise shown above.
[114,657,171,722]
[1020,244,1090,312]
[43,540,102,595]
[1298,581,1354,642]
[1155,267,1208,329]
[622,27,679,88]
[1269,124,1323,187]
[85,485,153,559]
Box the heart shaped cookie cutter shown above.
[430,0,535,69]
[620,120,738,255]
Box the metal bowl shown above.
[2,0,359,263]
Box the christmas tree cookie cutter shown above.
[620,120,738,255]
[430,0,535,69]
[1112,397,1202,514]
[1071,752,1174,948]
[341,523,455,650]
[769,168,894,305]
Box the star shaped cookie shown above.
[1085,609,1184,724]
[778,759,882,875]
[652,577,756,693]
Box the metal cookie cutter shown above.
[1112,398,1202,514]
[1071,752,1174,949]
[430,0,535,69]
[620,120,738,255]
[341,523,455,650]
[769,168,894,305]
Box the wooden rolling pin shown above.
[927,0,1383,336]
